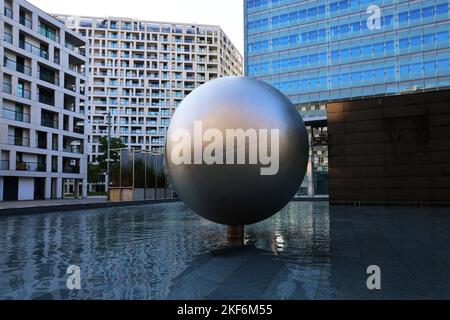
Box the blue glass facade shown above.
[245,0,450,116]
[245,0,450,198]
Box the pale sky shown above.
[27,0,245,54]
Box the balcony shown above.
[39,71,59,85]
[4,7,13,19]
[38,92,55,106]
[16,161,46,172]
[73,125,85,134]
[96,22,107,29]
[4,32,12,44]
[63,144,82,154]
[0,160,9,170]
[63,165,80,174]
[41,118,58,129]
[64,102,76,112]
[93,100,107,105]
[8,135,30,147]
[17,87,31,99]
[36,138,47,149]
[3,109,30,123]
[69,64,85,76]
[20,40,49,60]
[39,26,59,43]
[65,42,86,56]
[3,82,11,94]
[4,58,31,76]
[20,15,32,29]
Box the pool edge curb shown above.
[0,199,182,216]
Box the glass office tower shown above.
[245,0,450,197]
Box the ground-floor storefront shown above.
[297,119,329,199]
[0,175,86,201]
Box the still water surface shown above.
[0,202,330,299]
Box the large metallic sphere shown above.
[166,76,309,226]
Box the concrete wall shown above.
[328,89,450,206]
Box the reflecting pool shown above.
[0,202,449,300]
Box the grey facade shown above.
[57,15,243,175]
[0,0,88,201]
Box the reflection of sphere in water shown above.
[165,76,309,226]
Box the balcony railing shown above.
[39,26,59,43]
[64,83,76,92]
[36,138,47,149]
[4,58,32,76]
[63,165,80,174]
[4,7,13,19]
[69,65,85,76]
[65,43,86,56]
[63,145,82,154]
[3,108,30,123]
[20,15,32,29]
[20,40,49,60]
[38,93,55,106]
[39,71,59,85]
[3,82,11,94]
[41,118,59,129]
[64,103,75,112]
[73,127,84,134]
[4,32,12,44]
[17,87,31,99]
[16,161,46,172]
[0,160,9,170]
[8,135,30,147]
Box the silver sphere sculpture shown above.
[165,76,309,226]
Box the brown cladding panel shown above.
[327,102,344,114]
[432,189,450,202]
[328,89,450,205]
[345,143,385,155]
[346,189,387,201]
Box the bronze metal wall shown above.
[327,89,450,205]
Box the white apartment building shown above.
[0,0,88,201]
[57,15,243,190]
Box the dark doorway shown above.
[34,178,45,200]
[51,178,57,199]
[3,177,19,201]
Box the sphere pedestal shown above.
[227,225,244,246]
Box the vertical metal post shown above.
[227,225,245,246]
[119,149,122,189]
[163,159,167,199]
[132,149,135,189]
[106,111,111,200]
[308,126,314,198]
[154,155,158,200]
[144,152,147,200]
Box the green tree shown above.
[88,163,103,184]
[96,136,126,172]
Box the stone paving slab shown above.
[167,247,258,300]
